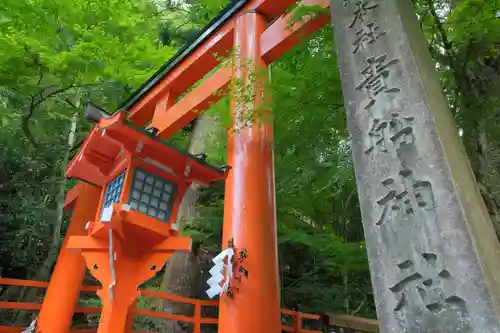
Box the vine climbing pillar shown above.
[38,183,101,333]
[218,10,281,333]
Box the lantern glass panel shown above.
[128,167,177,222]
[100,170,126,220]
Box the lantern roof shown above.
[67,111,227,187]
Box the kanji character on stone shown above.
[365,117,389,154]
[353,22,385,54]
[376,176,413,226]
[389,253,467,314]
[413,179,435,211]
[389,113,415,147]
[349,0,379,28]
[365,114,415,155]
[375,168,435,226]
[356,54,400,109]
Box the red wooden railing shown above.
[0,278,322,333]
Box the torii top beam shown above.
[119,0,330,131]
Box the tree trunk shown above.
[159,113,221,333]
[425,0,500,240]
[15,112,78,325]
[38,112,79,280]
[469,120,500,240]
[460,99,500,241]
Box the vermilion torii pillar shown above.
[38,183,101,333]
[218,10,282,333]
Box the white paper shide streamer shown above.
[206,247,234,299]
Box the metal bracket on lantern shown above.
[108,228,116,303]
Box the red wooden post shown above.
[294,311,302,333]
[194,300,202,333]
[218,9,281,333]
[38,183,101,333]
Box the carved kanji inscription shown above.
[365,118,389,154]
[390,253,467,314]
[349,1,379,28]
[353,22,386,54]
[376,168,435,226]
[365,113,415,155]
[356,54,400,109]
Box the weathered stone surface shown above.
[329,0,500,332]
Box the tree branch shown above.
[428,0,457,72]
[36,68,44,86]
[427,0,473,105]
[21,81,109,148]
[172,20,192,34]
[350,295,368,315]
[22,96,39,148]
[63,98,79,109]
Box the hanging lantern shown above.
[66,106,227,242]
[64,106,228,332]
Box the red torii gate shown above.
[36,0,331,333]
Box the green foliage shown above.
[184,0,231,25]
[272,26,372,315]
[288,4,330,26]
[0,0,175,146]
[0,0,174,289]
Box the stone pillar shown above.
[329,0,500,332]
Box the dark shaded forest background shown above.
[0,0,499,331]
